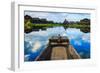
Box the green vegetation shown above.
[24,15,90,33]
[64,24,90,33]
[25,22,90,33]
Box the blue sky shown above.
[24,11,90,23]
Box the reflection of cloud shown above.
[29,41,33,46]
[62,33,67,36]
[74,40,82,46]
[79,52,84,56]
[28,31,48,36]
[32,41,41,52]
[82,33,90,43]
[24,54,30,61]
[65,28,90,47]
[24,27,90,60]
[66,28,83,34]
[66,28,83,40]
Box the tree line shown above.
[24,15,90,33]
[25,15,90,25]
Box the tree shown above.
[63,19,69,24]
[24,15,32,24]
[80,18,90,25]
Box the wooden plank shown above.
[51,47,67,60]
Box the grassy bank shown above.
[25,21,90,33]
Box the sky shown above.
[24,11,90,23]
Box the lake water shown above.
[24,26,90,61]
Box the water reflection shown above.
[24,27,90,61]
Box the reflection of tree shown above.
[79,18,90,33]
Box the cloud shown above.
[24,11,90,23]
[25,11,50,18]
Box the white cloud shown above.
[25,11,50,18]
[25,11,90,23]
